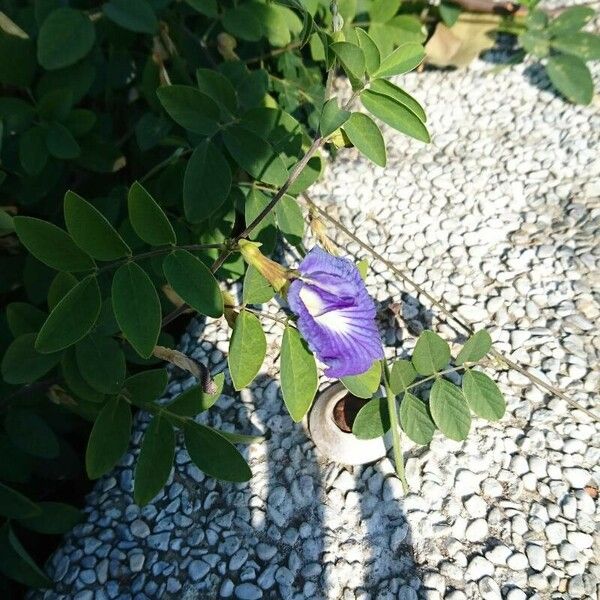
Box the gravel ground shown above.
[30,44,600,600]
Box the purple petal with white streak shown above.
[287,247,383,378]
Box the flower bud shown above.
[217,32,238,61]
[309,210,337,255]
[238,240,289,292]
[222,290,238,328]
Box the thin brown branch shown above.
[243,41,302,65]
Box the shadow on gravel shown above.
[31,315,423,600]
[522,64,559,99]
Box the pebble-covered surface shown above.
[31,38,600,600]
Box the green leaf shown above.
[37,61,94,103]
[196,68,237,115]
[76,335,126,394]
[429,378,471,441]
[222,4,263,41]
[163,249,223,318]
[399,392,435,444]
[61,348,105,403]
[342,112,386,167]
[280,326,318,422]
[47,272,78,311]
[456,330,492,365]
[462,370,505,421]
[5,409,59,459]
[128,181,176,246]
[548,6,594,34]
[411,330,450,376]
[243,266,275,305]
[1,333,61,384]
[439,2,461,27]
[361,89,430,143]
[18,502,83,534]
[245,187,276,251]
[86,396,132,479]
[64,191,130,260]
[183,139,232,222]
[320,98,351,137]
[228,310,266,391]
[355,27,381,74]
[124,369,168,404]
[65,108,97,137]
[0,97,35,134]
[223,126,288,187]
[103,0,158,34]
[527,8,548,30]
[45,121,81,159]
[520,30,550,58]
[14,216,95,272]
[156,85,220,135]
[134,415,175,506]
[389,359,417,394]
[112,262,161,358]
[38,89,73,122]
[37,8,95,70]
[352,397,391,440]
[546,54,593,105]
[6,302,46,337]
[94,298,120,336]
[275,195,304,246]
[184,421,252,482]
[0,29,36,88]
[135,113,171,150]
[369,78,426,123]
[186,0,217,18]
[551,33,600,61]
[373,42,425,78]
[167,372,225,416]
[0,208,14,235]
[0,435,31,484]
[370,0,401,22]
[19,127,48,176]
[0,483,40,519]
[0,524,51,588]
[369,16,425,58]
[341,360,382,399]
[330,41,366,87]
[288,154,322,195]
[255,3,301,47]
[35,275,101,353]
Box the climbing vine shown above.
[0,0,598,591]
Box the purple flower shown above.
[287,247,384,378]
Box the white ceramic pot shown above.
[307,383,391,465]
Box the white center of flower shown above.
[299,286,349,333]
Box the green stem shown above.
[140,147,191,183]
[243,41,302,65]
[403,364,472,393]
[267,73,317,103]
[95,243,223,275]
[382,360,408,494]
[225,304,290,327]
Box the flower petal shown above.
[287,248,383,378]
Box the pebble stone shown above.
[27,21,600,600]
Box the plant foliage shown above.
[0,0,592,590]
